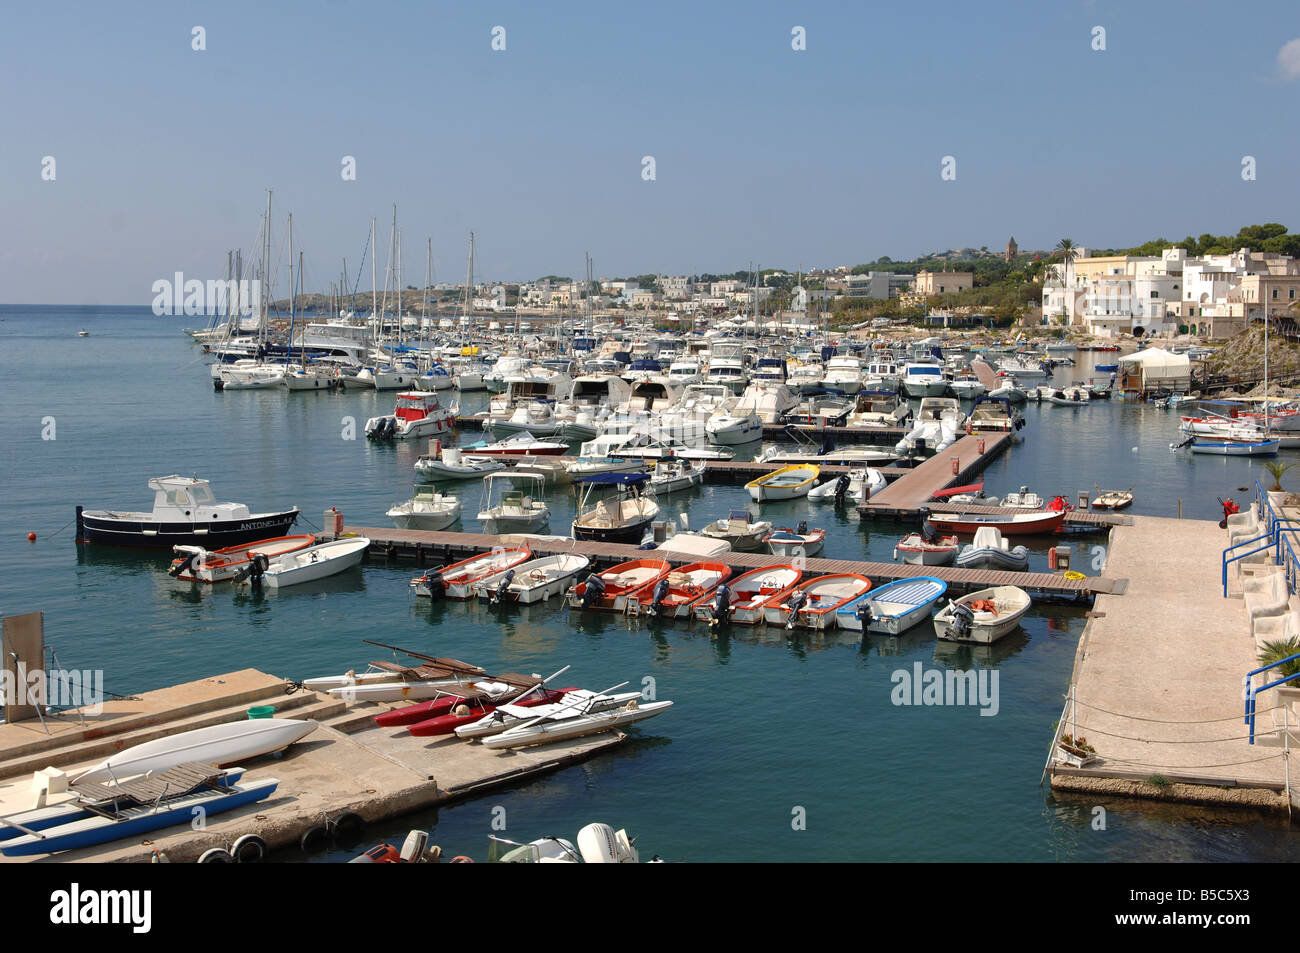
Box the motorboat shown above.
[489,822,651,863]
[762,573,873,630]
[894,531,959,566]
[571,472,659,544]
[968,395,1024,432]
[410,547,532,599]
[470,554,592,604]
[925,509,1066,536]
[764,522,826,557]
[948,375,986,400]
[1046,387,1089,406]
[699,510,774,551]
[600,429,736,461]
[387,486,461,531]
[807,467,887,503]
[900,361,948,398]
[692,565,802,625]
[997,357,1047,378]
[215,359,286,390]
[955,526,1029,571]
[705,404,763,445]
[820,355,864,395]
[466,432,568,456]
[1000,486,1045,509]
[77,475,299,549]
[745,464,819,502]
[365,392,457,440]
[169,534,315,583]
[1091,487,1133,510]
[837,576,948,635]
[284,364,341,391]
[895,397,963,453]
[415,446,506,481]
[476,473,550,534]
[630,562,731,618]
[647,458,705,495]
[236,536,370,589]
[565,559,672,612]
[934,586,1032,643]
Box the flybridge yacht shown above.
[734,380,799,425]
[900,360,948,398]
[666,357,703,385]
[704,340,748,394]
[820,354,864,395]
[487,369,574,418]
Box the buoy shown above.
[27,533,35,542]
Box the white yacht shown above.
[900,361,948,398]
[821,355,865,395]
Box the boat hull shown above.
[78,510,300,549]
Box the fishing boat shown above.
[480,697,674,750]
[236,536,369,589]
[699,510,774,551]
[647,458,705,495]
[386,486,461,531]
[762,573,873,630]
[571,472,659,544]
[365,391,457,440]
[410,546,531,599]
[894,531,959,566]
[764,523,826,557]
[1091,487,1134,510]
[1187,438,1279,456]
[565,558,672,612]
[933,586,1031,643]
[692,565,802,625]
[0,771,279,857]
[72,718,317,784]
[168,534,315,583]
[456,688,643,740]
[476,473,550,534]
[836,576,948,635]
[77,475,300,549]
[470,554,592,604]
[414,446,505,481]
[925,509,1066,536]
[955,526,1029,571]
[629,562,731,618]
[745,464,819,502]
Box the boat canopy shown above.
[575,472,651,485]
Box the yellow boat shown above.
[745,464,820,502]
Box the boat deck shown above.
[346,526,1120,599]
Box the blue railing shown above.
[1227,480,1300,596]
[1244,653,1300,744]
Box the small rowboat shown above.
[1189,438,1279,456]
[1091,487,1133,510]
[765,525,826,557]
[837,576,948,635]
[238,536,370,589]
[763,573,874,630]
[692,564,802,625]
[566,558,672,612]
[934,586,1031,644]
[469,554,591,604]
[925,509,1066,536]
[744,464,820,502]
[410,547,531,599]
[630,562,731,618]
[169,534,316,583]
[894,532,959,566]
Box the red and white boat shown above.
[409,547,531,599]
[762,573,874,630]
[925,510,1066,536]
[630,562,731,618]
[466,432,568,457]
[565,558,672,612]
[692,565,802,625]
[407,687,573,737]
[169,535,316,583]
[365,392,457,440]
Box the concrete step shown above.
[0,689,341,781]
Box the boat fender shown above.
[198,847,234,863]
[329,812,365,843]
[300,826,329,853]
[449,855,475,863]
[232,833,268,863]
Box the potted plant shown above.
[1263,461,1296,493]
[1257,638,1300,679]
[1056,733,1098,767]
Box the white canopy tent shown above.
[1117,347,1191,391]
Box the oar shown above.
[361,640,482,674]
[509,665,571,705]
[503,680,631,735]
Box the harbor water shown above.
[1,305,1296,862]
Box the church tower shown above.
[1005,236,1018,262]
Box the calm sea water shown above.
[0,305,1294,863]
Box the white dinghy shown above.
[237,536,369,589]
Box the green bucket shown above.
[247,705,275,720]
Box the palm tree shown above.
[1258,637,1300,679]
[1051,239,1078,326]
[1263,460,1297,492]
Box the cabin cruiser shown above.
[666,358,703,385]
[900,361,948,398]
[895,397,964,453]
[734,381,800,425]
[704,341,749,394]
[571,473,660,544]
[788,361,826,395]
[843,391,910,429]
[948,375,985,400]
[77,475,299,548]
[365,392,457,440]
[968,395,1024,432]
[820,355,864,395]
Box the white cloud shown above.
[1277,38,1300,81]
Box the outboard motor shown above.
[169,548,202,578]
[708,583,732,627]
[833,473,850,505]
[921,518,939,544]
[855,600,875,630]
[581,572,606,609]
[946,602,975,641]
[796,520,808,536]
[422,572,446,599]
[491,569,515,604]
[234,552,270,587]
[650,577,670,615]
[784,589,809,630]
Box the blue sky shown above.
[3,0,1299,303]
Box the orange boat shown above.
[631,562,731,618]
[762,573,874,630]
[692,564,803,625]
[566,558,672,612]
[168,535,316,583]
[410,547,531,599]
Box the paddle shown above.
[361,640,483,675]
[500,680,632,735]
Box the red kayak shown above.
[408,687,574,737]
[373,673,542,728]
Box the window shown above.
[1291,289,1296,300]
[1273,289,1279,299]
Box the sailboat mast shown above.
[287,211,294,361]
[262,190,272,345]
[370,217,378,345]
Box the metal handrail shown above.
[1222,534,1276,597]
[1244,653,1300,743]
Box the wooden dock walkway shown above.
[701,459,913,485]
[857,433,1012,509]
[345,526,1120,599]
